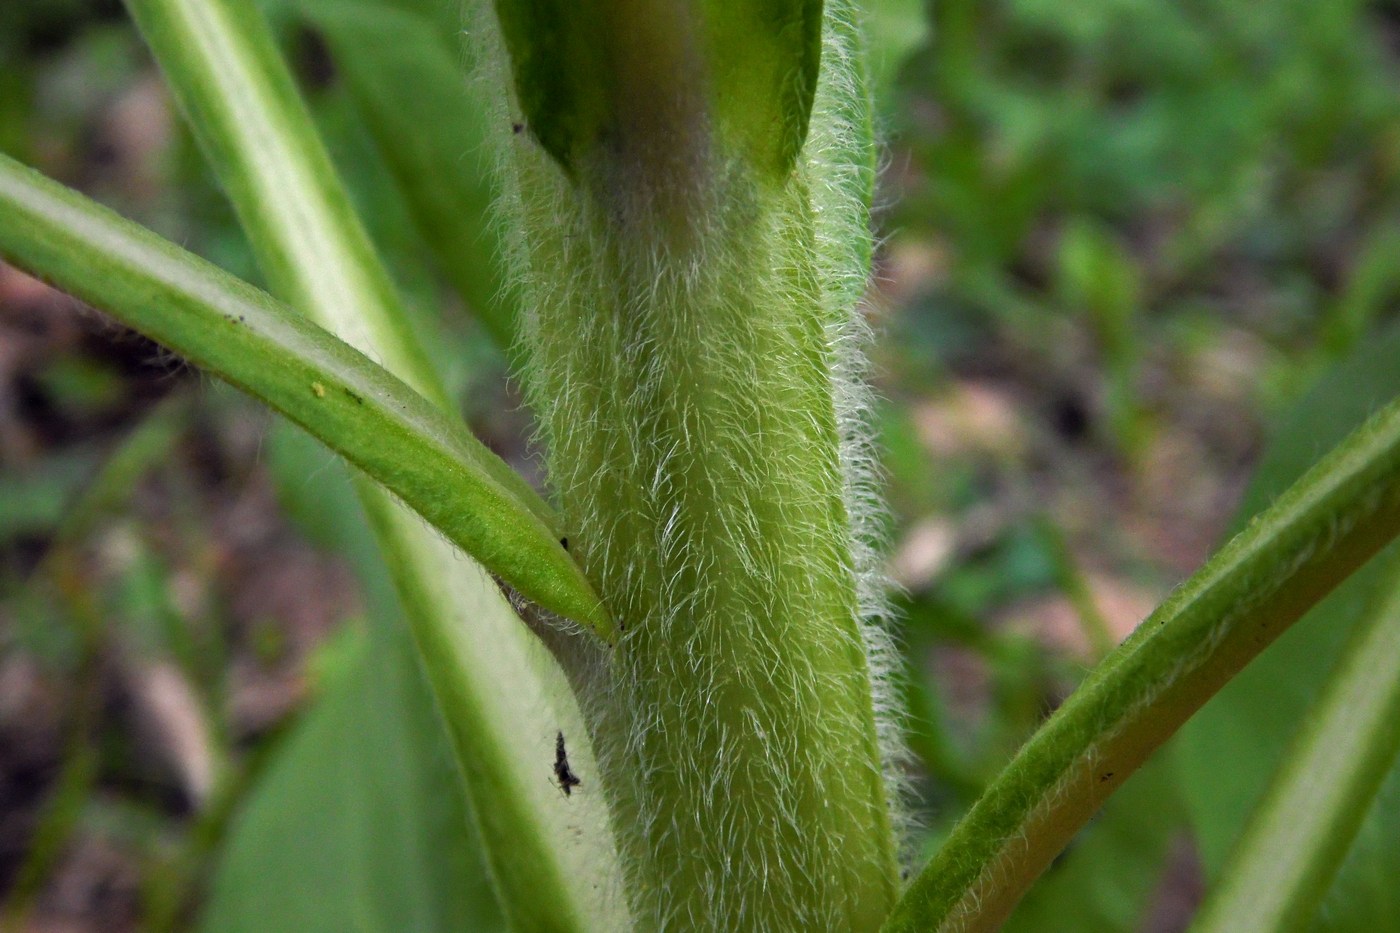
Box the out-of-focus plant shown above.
[4,1,1400,930]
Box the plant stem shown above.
[532,180,899,929]
[492,2,901,926]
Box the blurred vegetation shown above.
[3,0,1400,929]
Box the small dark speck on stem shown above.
[554,730,581,796]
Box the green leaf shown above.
[492,0,822,182]
[1178,321,1400,932]
[1190,544,1400,933]
[886,386,1400,930]
[298,1,519,352]
[0,153,611,637]
[126,0,447,409]
[113,1,628,927]
[257,420,629,933]
[201,621,505,933]
[1004,756,1186,933]
[702,0,825,178]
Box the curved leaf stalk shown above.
[487,1,903,928]
[0,154,607,635]
[1190,545,1400,933]
[886,393,1400,932]
[118,0,628,927]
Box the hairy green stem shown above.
[886,393,1400,931]
[491,1,901,927]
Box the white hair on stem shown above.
[465,0,912,927]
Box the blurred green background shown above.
[3,0,1400,930]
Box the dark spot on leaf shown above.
[294,26,337,90]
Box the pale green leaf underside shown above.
[202,620,505,933]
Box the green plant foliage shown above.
[0,154,609,635]
[299,0,518,352]
[1191,545,1400,932]
[492,0,822,183]
[1178,321,1400,931]
[201,623,504,933]
[889,388,1400,929]
[9,0,1400,928]
[1004,757,1185,932]
[115,1,628,925]
[197,420,501,932]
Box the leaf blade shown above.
[1190,545,1400,933]
[300,1,519,352]
[885,389,1400,931]
[0,153,612,638]
[1178,321,1400,932]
